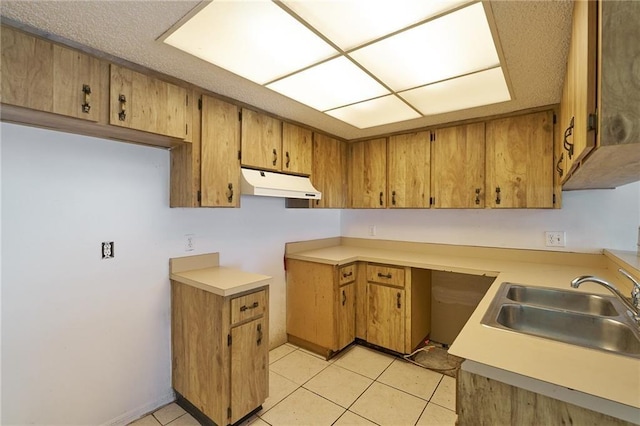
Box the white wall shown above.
[342,182,640,253]
[0,123,340,425]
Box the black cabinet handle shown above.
[342,271,353,278]
[118,94,127,121]
[285,151,290,168]
[392,191,396,206]
[379,192,383,206]
[475,188,481,205]
[556,153,564,178]
[272,148,278,166]
[495,187,501,205]
[397,292,401,309]
[378,272,392,279]
[227,183,234,203]
[342,290,346,306]
[82,84,91,113]
[257,323,263,346]
[240,301,259,312]
[563,116,574,159]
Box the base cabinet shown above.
[171,281,268,425]
[367,282,405,353]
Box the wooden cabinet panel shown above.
[241,109,282,171]
[432,123,485,208]
[367,283,405,353]
[230,317,268,424]
[367,264,405,287]
[486,111,554,208]
[201,95,240,207]
[312,133,347,209]
[388,131,430,208]
[109,64,188,139]
[339,264,356,285]
[349,138,387,208]
[231,289,266,325]
[282,122,312,175]
[337,283,355,351]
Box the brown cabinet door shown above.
[349,138,387,208]
[388,131,430,208]
[367,283,405,353]
[337,283,355,351]
[109,64,188,139]
[432,123,485,208]
[282,122,312,175]
[241,109,282,171]
[486,111,554,208]
[200,95,240,207]
[312,133,348,209]
[231,317,268,424]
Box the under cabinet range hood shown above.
[240,168,322,200]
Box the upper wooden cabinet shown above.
[282,122,312,175]
[486,111,555,209]
[109,64,189,139]
[387,131,430,208]
[349,138,387,208]
[312,133,347,209]
[432,123,485,209]
[562,0,640,190]
[240,109,282,171]
[1,26,102,122]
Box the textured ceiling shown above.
[0,0,572,140]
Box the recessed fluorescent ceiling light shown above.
[400,67,511,115]
[326,95,421,129]
[282,0,471,51]
[266,57,389,112]
[162,0,337,84]
[162,0,509,129]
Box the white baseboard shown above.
[102,389,176,426]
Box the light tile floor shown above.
[130,343,457,426]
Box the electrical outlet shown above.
[185,234,195,252]
[545,231,566,247]
[368,225,376,236]
[101,241,114,259]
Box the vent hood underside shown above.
[240,168,322,200]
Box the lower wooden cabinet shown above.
[367,281,405,353]
[171,282,268,425]
[286,259,355,357]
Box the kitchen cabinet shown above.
[311,133,348,209]
[1,26,102,122]
[109,64,189,140]
[282,122,312,175]
[172,281,268,425]
[349,138,387,208]
[387,131,430,208]
[241,109,282,171]
[486,111,555,208]
[431,123,485,208]
[286,259,355,357]
[562,1,640,190]
[368,278,405,353]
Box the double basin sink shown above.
[481,283,640,358]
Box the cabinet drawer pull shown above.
[227,183,234,203]
[556,153,564,178]
[257,323,263,346]
[272,148,278,166]
[342,290,346,306]
[379,192,383,206]
[475,188,481,205]
[82,84,92,113]
[563,116,574,159]
[495,187,501,205]
[397,292,401,309]
[240,301,259,312]
[342,271,353,278]
[378,272,392,279]
[285,151,290,168]
[392,191,396,206]
[118,94,127,121]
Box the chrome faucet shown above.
[571,268,640,323]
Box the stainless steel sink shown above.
[481,282,640,358]
[505,284,619,316]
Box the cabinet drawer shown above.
[231,289,266,325]
[339,264,356,285]
[367,264,405,288]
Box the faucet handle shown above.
[618,268,640,308]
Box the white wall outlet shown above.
[368,225,377,236]
[545,231,566,247]
[185,234,195,252]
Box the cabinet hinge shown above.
[197,190,202,203]
[238,110,242,121]
[198,98,202,110]
[227,334,232,346]
[227,407,232,419]
[553,113,557,124]
[588,111,598,133]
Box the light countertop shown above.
[285,241,640,422]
